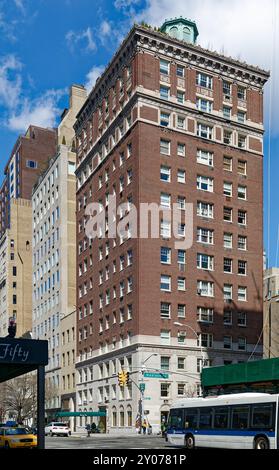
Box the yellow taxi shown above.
[0,426,37,448]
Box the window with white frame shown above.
[178,249,186,266]
[160,139,170,155]
[197,175,213,192]
[223,106,231,119]
[160,165,171,182]
[197,123,213,140]
[177,65,185,77]
[160,86,169,100]
[237,86,246,100]
[160,59,169,75]
[238,260,247,276]
[237,111,246,123]
[224,207,232,222]
[160,330,171,345]
[198,333,213,348]
[178,357,185,369]
[197,253,214,271]
[224,336,232,350]
[238,235,247,251]
[160,112,170,127]
[161,356,170,370]
[177,143,185,157]
[177,116,185,129]
[224,232,233,249]
[178,304,186,318]
[238,337,246,351]
[160,192,171,208]
[223,284,233,301]
[177,169,186,183]
[177,90,184,103]
[177,223,185,237]
[238,134,246,149]
[160,220,171,238]
[160,382,170,397]
[238,286,247,301]
[237,160,247,175]
[161,247,171,264]
[177,195,186,209]
[197,280,214,297]
[223,130,232,145]
[223,182,232,197]
[196,73,213,89]
[197,227,214,245]
[197,307,213,323]
[197,201,214,219]
[197,149,213,167]
[238,185,246,200]
[223,156,232,171]
[160,302,171,319]
[177,277,186,291]
[224,258,233,273]
[238,210,247,225]
[160,275,171,291]
[224,310,232,325]
[237,312,247,327]
[197,98,212,113]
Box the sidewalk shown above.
[71,431,159,438]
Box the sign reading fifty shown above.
[143,372,169,379]
[0,338,48,365]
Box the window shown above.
[197,253,214,271]
[224,335,232,349]
[161,356,170,370]
[177,116,185,129]
[251,405,273,429]
[238,160,247,175]
[197,307,213,323]
[238,210,247,225]
[197,281,214,297]
[223,81,231,96]
[238,337,247,351]
[197,175,213,192]
[177,196,186,209]
[178,383,186,396]
[224,233,233,249]
[160,275,171,291]
[223,130,232,145]
[238,186,246,200]
[177,169,185,183]
[197,149,213,167]
[238,134,246,149]
[213,408,229,429]
[238,260,247,276]
[161,247,171,264]
[224,207,232,222]
[223,156,232,171]
[178,304,186,318]
[237,111,246,123]
[237,311,247,327]
[196,73,212,89]
[197,98,212,113]
[160,330,171,345]
[160,383,170,397]
[224,310,232,325]
[26,160,38,169]
[197,228,214,244]
[197,201,214,219]
[177,143,185,157]
[239,236,247,252]
[177,91,184,104]
[177,65,185,77]
[198,333,213,348]
[160,86,169,100]
[223,107,231,119]
[232,406,249,429]
[238,286,247,301]
[177,277,186,291]
[160,59,169,75]
[160,220,171,238]
[197,123,213,140]
[224,284,232,301]
[160,139,170,155]
[178,249,186,265]
[237,86,246,100]
[160,112,170,127]
[160,303,171,319]
[224,258,233,273]
[160,192,171,208]
[223,182,232,197]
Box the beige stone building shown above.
[263,268,279,358]
[0,198,32,338]
[32,85,87,422]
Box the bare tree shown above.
[4,375,37,423]
[0,383,8,423]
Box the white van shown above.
[45,422,70,437]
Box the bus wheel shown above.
[255,436,269,449]
[185,434,195,449]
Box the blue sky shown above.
[0,0,278,266]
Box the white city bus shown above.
[167,393,279,449]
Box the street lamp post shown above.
[174,322,206,388]
[138,353,158,434]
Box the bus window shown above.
[213,407,229,429]
[231,406,249,429]
[199,408,213,429]
[185,408,198,430]
[251,404,274,430]
[168,409,184,430]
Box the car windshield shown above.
[5,428,29,435]
[53,423,66,427]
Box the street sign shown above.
[143,372,169,379]
[144,397,151,400]
[139,383,146,392]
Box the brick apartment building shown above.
[74,18,269,433]
[0,125,57,237]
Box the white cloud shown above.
[14,0,25,13]
[137,0,278,133]
[66,27,96,53]
[85,65,105,93]
[100,20,111,37]
[7,89,65,132]
[0,55,22,109]
[114,0,141,9]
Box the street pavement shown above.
[45,434,173,449]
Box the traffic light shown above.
[118,370,130,387]
[126,371,130,385]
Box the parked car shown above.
[45,422,70,437]
[0,426,37,449]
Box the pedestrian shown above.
[85,423,91,437]
[142,419,147,435]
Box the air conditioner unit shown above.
[178,331,186,337]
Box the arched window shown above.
[170,26,178,39]
[127,406,132,427]
[112,406,117,427]
[119,406,125,427]
[183,27,191,42]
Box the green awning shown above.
[56,411,106,417]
